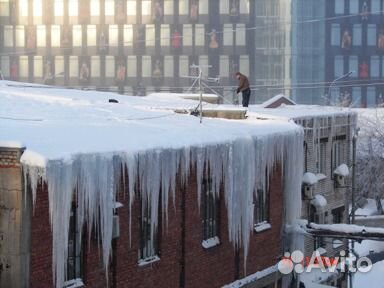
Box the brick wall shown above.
[30,164,284,288]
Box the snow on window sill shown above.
[202,236,220,249]
[138,255,160,267]
[63,278,84,288]
[254,222,272,233]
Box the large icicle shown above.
[25,127,304,288]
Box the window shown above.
[164,0,173,15]
[86,25,96,46]
[254,184,269,225]
[104,56,114,77]
[179,0,189,15]
[332,206,345,224]
[239,0,249,14]
[15,26,24,47]
[332,136,345,174]
[223,24,233,46]
[72,25,82,47]
[368,24,377,46]
[335,0,344,14]
[351,87,361,107]
[160,25,170,47]
[36,25,46,47]
[334,55,344,78]
[145,24,155,47]
[51,26,61,47]
[67,204,83,281]
[4,26,13,47]
[349,0,358,13]
[331,24,340,46]
[127,0,136,15]
[33,56,43,77]
[183,24,192,46]
[317,138,328,175]
[195,24,205,46]
[353,24,362,46]
[142,0,151,16]
[33,0,42,18]
[220,55,229,77]
[220,0,229,14]
[179,55,189,77]
[164,56,173,77]
[139,199,158,261]
[142,55,151,77]
[202,178,219,241]
[91,56,100,77]
[19,0,28,17]
[69,56,78,78]
[199,0,208,14]
[372,0,380,13]
[236,24,246,46]
[1,56,10,77]
[123,25,133,47]
[19,56,28,78]
[349,56,358,76]
[0,0,9,16]
[55,56,64,77]
[105,0,114,16]
[367,87,376,107]
[68,0,78,17]
[127,56,137,77]
[239,55,249,77]
[90,0,100,16]
[54,0,64,17]
[371,56,380,77]
[109,25,118,47]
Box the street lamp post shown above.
[327,71,354,105]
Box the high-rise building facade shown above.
[325,0,384,107]
[0,0,254,99]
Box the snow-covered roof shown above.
[248,105,356,121]
[303,172,318,185]
[0,81,300,164]
[310,195,328,209]
[260,94,296,108]
[334,164,349,177]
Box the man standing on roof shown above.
[235,72,251,107]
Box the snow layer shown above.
[309,223,384,235]
[354,259,384,288]
[0,140,24,148]
[303,172,318,185]
[260,94,296,108]
[310,195,327,209]
[0,81,304,287]
[222,264,278,288]
[334,164,349,177]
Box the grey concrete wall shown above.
[0,146,31,288]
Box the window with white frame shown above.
[142,0,151,16]
[51,26,61,47]
[109,25,118,47]
[127,56,137,77]
[349,56,358,76]
[317,139,328,175]
[105,56,115,77]
[334,55,343,78]
[33,56,43,78]
[69,56,78,78]
[183,24,193,46]
[371,56,380,77]
[199,55,208,76]
[353,24,362,46]
[236,24,246,46]
[179,0,189,15]
[220,0,229,14]
[90,0,100,16]
[372,0,380,13]
[139,198,159,261]
[87,25,96,46]
[36,25,46,47]
[164,56,173,77]
[195,24,205,46]
[1,56,10,77]
[4,26,13,47]
[351,87,361,107]
[91,56,100,77]
[368,24,377,46]
[72,25,82,47]
[127,0,136,16]
[350,0,358,13]
[54,0,64,17]
[160,25,170,47]
[145,24,155,47]
[124,25,133,47]
[239,0,249,14]
[201,178,219,241]
[331,24,340,46]
[55,56,64,77]
[219,55,229,77]
[254,183,269,225]
[19,56,28,78]
[105,0,114,16]
[199,0,208,14]
[223,24,233,46]
[19,0,28,17]
[0,0,9,16]
[15,26,24,47]
[179,55,189,77]
[367,87,376,107]
[33,0,42,17]
[239,55,249,77]
[68,0,78,17]
[142,56,151,77]
[164,0,173,15]
[332,136,345,174]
